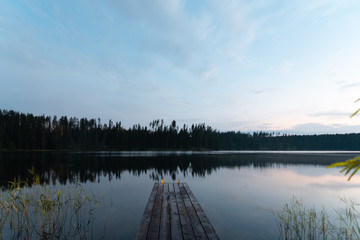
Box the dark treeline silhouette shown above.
[0,152,356,188]
[1,109,360,151]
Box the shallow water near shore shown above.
[1,151,360,239]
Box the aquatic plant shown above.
[0,168,103,239]
[274,197,360,240]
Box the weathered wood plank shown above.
[174,183,196,240]
[180,183,208,240]
[198,212,220,240]
[169,183,183,240]
[136,182,220,240]
[183,183,204,213]
[159,183,170,240]
[135,183,159,240]
[147,183,163,240]
[183,183,220,240]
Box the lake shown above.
[1,151,360,239]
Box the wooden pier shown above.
[135,182,220,240]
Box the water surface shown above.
[1,151,360,239]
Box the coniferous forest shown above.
[1,109,360,151]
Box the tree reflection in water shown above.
[0,151,356,188]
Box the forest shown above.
[1,109,360,151]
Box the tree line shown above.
[1,109,360,151]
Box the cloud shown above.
[1,0,272,88]
[269,60,294,74]
[308,111,350,118]
[337,82,360,92]
[250,87,277,95]
[194,65,217,82]
[251,90,266,95]
[305,0,345,16]
[96,1,213,73]
[284,123,360,135]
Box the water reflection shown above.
[1,152,360,239]
[0,151,358,187]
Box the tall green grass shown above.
[274,197,360,240]
[0,168,103,239]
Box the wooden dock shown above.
[135,182,220,240]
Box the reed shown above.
[0,168,103,239]
[274,197,360,240]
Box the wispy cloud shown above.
[337,82,360,91]
[269,60,294,74]
[250,87,277,95]
[305,0,347,16]
[284,123,360,135]
[308,111,350,118]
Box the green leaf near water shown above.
[327,156,360,181]
[329,99,360,181]
[350,109,360,118]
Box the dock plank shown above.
[135,183,159,240]
[169,183,183,240]
[174,183,196,240]
[179,183,208,240]
[136,182,220,240]
[159,183,170,240]
[183,183,220,240]
[147,183,163,240]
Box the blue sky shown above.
[1,0,360,134]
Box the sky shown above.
[1,0,360,134]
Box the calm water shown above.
[1,151,360,239]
